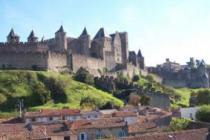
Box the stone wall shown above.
[163,80,187,88]
[146,92,170,109]
[105,51,117,71]
[47,51,68,72]
[0,51,48,70]
[0,42,49,52]
[70,54,105,73]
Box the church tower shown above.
[55,25,67,50]
[7,29,20,43]
[79,27,91,56]
[28,30,38,43]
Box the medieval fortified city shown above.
[1,1,210,140]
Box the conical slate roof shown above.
[198,61,205,68]
[8,28,19,37]
[110,34,116,39]
[28,30,37,38]
[80,27,89,36]
[56,25,65,33]
[137,49,143,57]
[94,28,111,39]
[129,51,136,56]
[41,36,45,42]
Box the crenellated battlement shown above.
[0,50,49,56]
[0,42,48,48]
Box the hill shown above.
[0,70,123,117]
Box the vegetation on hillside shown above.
[196,105,210,122]
[0,70,123,118]
[164,118,191,132]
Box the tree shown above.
[80,96,102,109]
[166,118,191,132]
[32,82,51,105]
[0,94,6,104]
[74,72,94,85]
[132,75,140,82]
[196,89,210,105]
[140,95,152,106]
[196,105,210,123]
[128,93,141,106]
[145,74,156,83]
[100,101,120,110]
[44,77,68,103]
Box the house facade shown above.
[23,109,82,123]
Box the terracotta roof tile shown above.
[99,128,208,140]
[113,111,137,117]
[25,109,81,117]
[128,122,159,134]
[69,117,126,130]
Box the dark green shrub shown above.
[140,95,152,106]
[132,75,140,82]
[0,94,7,104]
[196,105,210,122]
[74,72,94,85]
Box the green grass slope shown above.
[0,70,123,113]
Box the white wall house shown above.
[180,106,200,120]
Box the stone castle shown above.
[149,58,210,88]
[0,26,146,78]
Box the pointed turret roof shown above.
[137,49,143,57]
[8,28,19,37]
[198,61,205,68]
[129,51,136,56]
[41,36,45,42]
[80,27,89,36]
[110,34,116,39]
[56,25,65,33]
[94,28,111,39]
[28,30,37,38]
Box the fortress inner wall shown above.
[47,51,67,72]
[0,51,48,70]
[70,54,105,73]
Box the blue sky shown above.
[1,0,210,66]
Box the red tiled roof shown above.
[146,114,159,122]
[69,117,126,130]
[99,128,208,140]
[0,123,47,139]
[113,111,137,117]
[137,116,146,123]
[128,122,159,134]
[34,121,77,136]
[25,109,81,117]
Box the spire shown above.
[8,28,19,37]
[28,30,37,38]
[41,36,45,42]
[56,25,65,33]
[80,27,89,36]
[94,28,111,39]
[137,49,143,57]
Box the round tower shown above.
[28,30,38,43]
[55,25,67,50]
[7,28,20,43]
[79,27,91,56]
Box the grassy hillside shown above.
[174,88,200,107]
[0,70,123,114]
[133,74,200,108]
